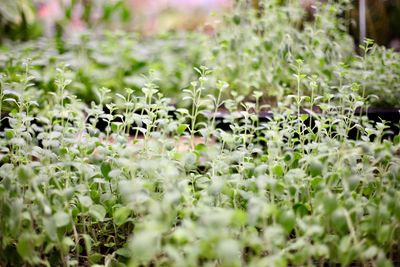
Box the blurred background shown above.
[1,0,400,50]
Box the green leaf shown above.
[231,209,247,227]
[309,159,323,177]
[61,237,74,253]
[113,207,131,226]
[363,246,378,259]
[278,210,296,233]
[89,204,107,222]
[323,194,338,215]
[216,239,240,262]
[378,225,391,244]
[101,162,112,181]
[79,195,93,208]
[130,231,159,262]
[0,184,6,197]
[116,247,131,258]
[311,176,323,189]
[89,253,104,264]
[43,217,58,241]
[17,165,33,184]
[17,233,36,260]
[104,242,115,248]
[111,122,120,132]
[272,164,284,177]
[293,203,309,217]
[194,143,206,152]
[233,14,241,25]
[394,135,400,145]
[300,114,309,122]
[5,129,14,139]
[177,124,188,134]
[53,211,70,228]
[83,234,92,255]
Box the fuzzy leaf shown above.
[89,204,107,222]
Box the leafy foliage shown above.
[1,1,400,106]
[0,0,40,42]
[0,59,399,266]
[0,31,206,104]
[0,1,400,266]
[210,0,400,107]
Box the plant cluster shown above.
[1,1,400,107]
[0,0,40,42]
[1,1,400,266]
[0,31,205,105]
[210,0,400,106]
[0,61,399,266]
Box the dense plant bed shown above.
[0,65,399,266]
[211,107,400,139]
[1,1,400,265]
[2,0,400,108]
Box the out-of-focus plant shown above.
[348,39,400,107]
[40,0,133,39]
[1,0,399,107]
[1,60,399,266]
[209,0,355,103]
[0,31,206,104]
[0,0,41,42]
[208,0,400,107]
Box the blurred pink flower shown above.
[37,0,231,35]
[37,1,62,19]
[168,0,230,9]
[130,0,230,12]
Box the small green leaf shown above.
[231,209,247,227]
[83,234,92,255]
[272,164,284,177]
[43,217,58,241]
[311,176,323,189]
[111,122,119,132]
[61,237,75,254]
[89,204,107,222]
[17,233,36,260]
[101,162,112,181]
[130,231,159,262]
[113,207,131,226]
[300,114,309,122]
[323,194,338,215]
[293,203,309,217]
[233,14,241,25]
[394,135,400,145]
[177,124,188,134]
[194,143,206,152]
[89,253,103,264]
[62,236,74,247]
[53,211,70,228]
[17,165,33,184]
[217,239,241,263]
[278,210,296,233]
[116,247,131,258]
[309,159,323,177]
[104,242,115,248]
[5,130,14,139]
[79,195,93,208]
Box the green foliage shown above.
[0,1,399,106]
[0,1,400,266]
[0,31,206,104]
[0,0,40,42]
[211,0,351,98]
[0,58,399,266]
[211,0,400,107]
